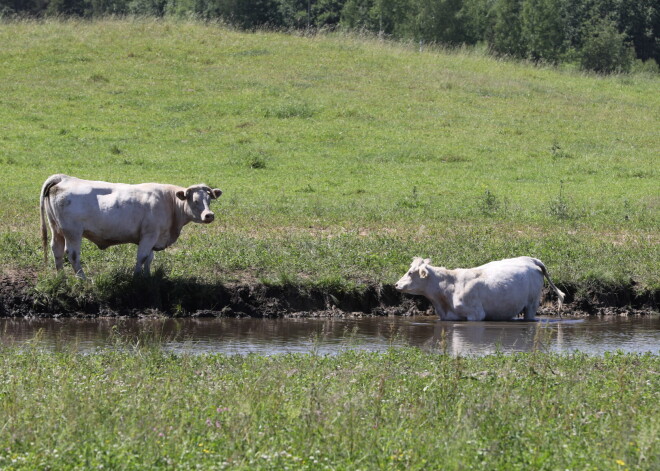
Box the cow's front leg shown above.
[465,308,486,321]
[135,238,157,276]
[143,251,155,276]
[455,302,485,321]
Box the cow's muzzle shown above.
[202,211,215,223]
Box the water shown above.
[1,315,658,356]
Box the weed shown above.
[548,181,576,220]
[32,272,96,312]
[88,73,109,83]
[550,141,573,160]
[478,188,500,216]
[297,184,315,193]
[440,153,468,163]
[249,155,267,169]
[531,322,554,352]
[264,100,315,119]
[399,186,424,209]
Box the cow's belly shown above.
[73,208,144,249]
[483,303,525,320]
[474,278,535,320]
[153,233,174,251]
[83,227,140,249]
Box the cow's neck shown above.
[425,267,454,319]
[170,196,193,242]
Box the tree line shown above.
[2,0,659,73]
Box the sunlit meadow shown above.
[0,19,657,296]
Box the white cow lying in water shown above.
[40,174,222,278]
[395,256,565,321]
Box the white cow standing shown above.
[40,174,222,278]
[395,256,565,321]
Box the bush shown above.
[579,18,635,74]
[632,58,660,75]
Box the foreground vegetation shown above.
[0,345,658,469]
[0,19,658,303]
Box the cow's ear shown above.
[212,188,222,199]
[419,265,429,279]
[175,190,187,201]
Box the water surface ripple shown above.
[2,315,658,356]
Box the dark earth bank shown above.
[0,270,657,318]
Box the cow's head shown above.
[176,184,223,224]
[395,257,432,294]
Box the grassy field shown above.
[0,18,658,297]
[0,344,658,470]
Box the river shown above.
[1,315,658,356]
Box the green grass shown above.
[0,18,658,294]
[0,345,658,470]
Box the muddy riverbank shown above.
[0,270,657,318]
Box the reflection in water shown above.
[1,315,658,356]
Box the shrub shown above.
[579,18,635,74]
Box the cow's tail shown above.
[532,258,565,309]
[40,174,65,265]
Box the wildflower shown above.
[615,460,625,466]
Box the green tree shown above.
[277,0,311,28]
[313,0,345,27]
[492,0,525,57]
[408,0,467,44]
[127,0,168,16]
[460,0,495,45]
[0,0,49,15]
[521,0,566,62]
[579,16,635,73]
[203,0,282,28]
[89,0,129,15]
[616,0,659,63]
[45,0,87,16]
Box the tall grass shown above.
[0,345,657,469]
[0,19,658,293]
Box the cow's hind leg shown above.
[523,296,540,321]
[50,231,66,271]
[63,234,85,278]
